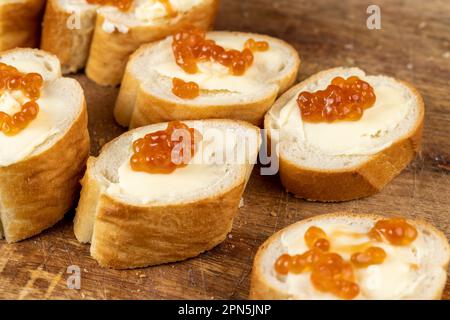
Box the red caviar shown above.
[172,26,269,76]
[172,77,200,99]
[274,218,418,299]
[297,76,376,123]
[0,62,43,136]
[130,121,202,174]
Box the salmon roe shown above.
[369,218,418,246]
[0,62,43,136]
[172,26,269,76]
[351,246,387,268]
[86,0,133,11]
[130,121,202,174]
[274,218,418,299]
[172,77,200,99]
[297,76,376,123]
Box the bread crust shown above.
[85,0,219,86]
[0,98,90,243]
[265,69,425,202]
[74,119,259,269]
[249,212,450,300]
[0,0,46,51]
[116,32,301,128]
[41,0,97,74]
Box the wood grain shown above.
[0,0,449,300]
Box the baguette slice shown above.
[41,0,218,83]
[265,67,424,202]
[0,48,90,243]
[0,0,46,51]
[250,213,450,300]
[114,31,300,128]
[74,119,260,269]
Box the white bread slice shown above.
[41,0,219,84]
[265,67,424,202]
[73,119,260,269]
[250,213,450,300]
[114,31,300,128]
[0,0,46,51]
[0,48,90,243]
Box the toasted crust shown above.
[0,0,46,51]
[0,100,90,243]
[116,32,301,128]
[130,87,278,128]
[85,0,219,86]
[41,0,96,74]
[249,212,450,300]
[265,70,425,202]
[74,119,259,269]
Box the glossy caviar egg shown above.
[304,226,329,251]
[297,76,376,122]
[273,219,419,300]
[130,121,202,174]
[351,246,387,268]
[172,77,200,99]
[369,218,418,246]
[172,26,270,76]
[0,63,43,136]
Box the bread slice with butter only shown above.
[0,48,90,243]
[265,67,424,202]
[0,0,46,51]
[114,31,300,128]
[74,119,260,269]
[41,0,219,84]
[250,213,450,300]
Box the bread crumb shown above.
[139,274,147,278]
[442,52,450,59]
[344,43,354,50]
[239,198,244,208]
[228,234,233,239]
[270,211,277,217]
[418,21,427,29]
[406,63,414,70]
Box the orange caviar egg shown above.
[274,249,360,300]
[274,253,291,275]
[351,246,387,268]
[297,76,376,123]
[130,121,201,174]
[0,63,43,136]
[244,38,269,52]
[86,0,133,11]
[304,226,330,251]
[274,219,418,299]
[172,26,267,76]
[172,77,200,99]
[369,218,418,246]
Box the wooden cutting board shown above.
[0,0,449,300]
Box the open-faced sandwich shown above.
[0,0,46,51]
[114,26,300,128]
[74,119,260,269]
[41,0,219,85]
[0,48,90,243]
[250,213,450,300]
[265,67,424,201]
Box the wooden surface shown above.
[0,0,449,300]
